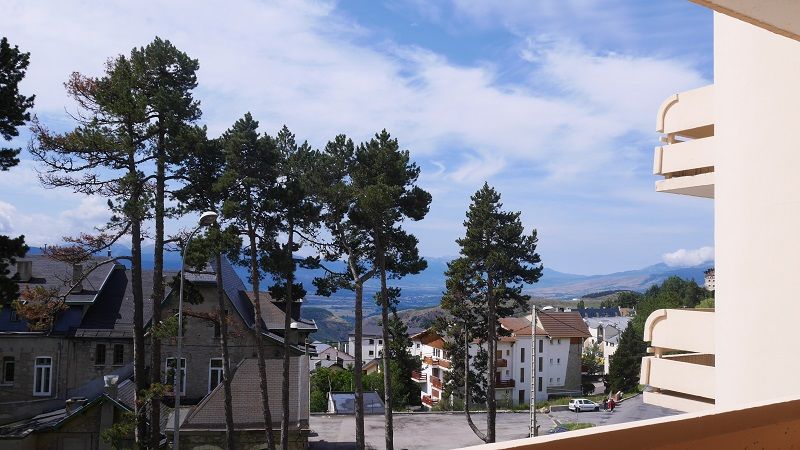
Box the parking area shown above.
[309,396,682,450]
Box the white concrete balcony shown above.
[456,394,800,449]
[654,84,715,198]
[641,309,715,412]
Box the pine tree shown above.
[448,184,542,443]
[131,38,201,447]
[606,325,646,393]
[30,54,153,444]
[263,125,321,450]
[217,113,279,450]
[0,37,35,171]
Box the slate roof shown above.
[328,391,384,415]
[350,323,424,338]
[181,358,305,430]
[577,307,621,318]
[583,316,631,331]
[537,311,591,338]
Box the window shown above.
[416,343,420,349]
[549,358,553,364]
[537,377,543,392]
[557,358,561,364]
[557,377,560,383]
[33,357,52,396]
[95,344,106,365]
[538,357,543,368]
[557,339,561,345]
[433,348,441,358]
[549,377,553,383]
[368,350,374,356]
[506,349,510,356]
[165,357,187,395]
[519,367,524,383]
[1,357,14,384]
[378,340,382,345]
[520,347,525,363]
[213,322,221,338]
[369,339,374,345]
[518,389,525,405]
[208,358,223,393]
[326,354,331,360]
[113,344,124,365]
[538,340,543,353]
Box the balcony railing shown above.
[431,375,443,390]
[653,84,715,198]
[496,358,508,368]
[411,371,427,382]
[423,356,452,369]
[641,308,715,412]
[455,394,800,449]
[496,379,515,389]
[422,395,438,407]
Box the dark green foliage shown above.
[0,37,35,171]
[576,299,585,309]
[600,290,643,309]
[606,325,646,393]
[632,276,706,334]
[440,184,542,443]
[582,342,603,376]
[0,235,28,306]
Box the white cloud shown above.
[662,246,714,267]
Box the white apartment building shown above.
[311,342,355,370]
[345,324,386,361]
[413,311,589,408]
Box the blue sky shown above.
[0,0,714,275]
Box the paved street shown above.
[309,396,681,450]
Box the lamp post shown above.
[173,211,217,450]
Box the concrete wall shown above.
[713,11,800,407]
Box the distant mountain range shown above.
[29,245,711,314]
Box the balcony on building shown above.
[495,379,515,389]
[496,358,508,368]
[431,375,444,390]
[653,84,715,198]
[411,371,427,382]
[640,308,715,412]
[423,355,452,369]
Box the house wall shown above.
[155,285,286,403]
[714,11,800,407]
[347,334,384,360]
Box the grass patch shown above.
[561,423,595,431]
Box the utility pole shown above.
[529,303,537,438]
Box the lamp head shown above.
[199,211,218,227]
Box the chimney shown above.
[65,397,88,415]
[16,260,32,282]
[104,374,119,399]
[70,263,83,294]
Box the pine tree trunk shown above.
[216,251,236,450]
[131,211,148,446]
[377,240,394,450]
[281,226,294,450]
[150,137,165,450]
[248,223,276,450]
[464,327,488,442]
[354,280,365,450]
[486,276,496,443]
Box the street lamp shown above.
[173,211,217,450]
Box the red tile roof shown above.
[537,311,591,338]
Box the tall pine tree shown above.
[448,184,542,443]
[0,36,35,171]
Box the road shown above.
[309,396,681,450]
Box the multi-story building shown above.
[0,254,316,447]
[311,342,354,370]
[463,2,800,448]
[412,311,589,409]
[345,324,386,361]
[703,268,715,291]
[409,329,451,408]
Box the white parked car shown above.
[568,398,600,412]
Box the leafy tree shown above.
[582,342,603,375]
[606,325,646,393]
[0,37,35,171]
[217,113,279,450]
[697,297,715,308]
[130,38,201,446]
[600,290,642,309]
[632,276,706,334]
[30,53,153,443]
[449,184,542,443]
[349,130,431,450]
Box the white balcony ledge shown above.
[657,85,714,136]
[655,172,714,198]
[644,309,714,355]
[457,394,800,450]
[641,355,715,406]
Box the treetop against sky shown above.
[0,0,714,275]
